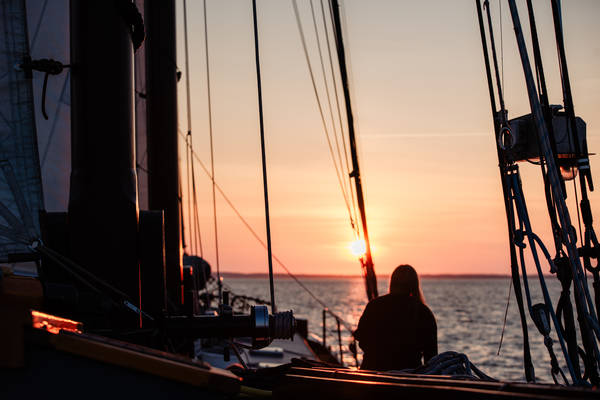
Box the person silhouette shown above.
[354,264,437,371]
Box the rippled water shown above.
[224,276,571,382]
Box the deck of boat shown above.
[198,333,318,369]
[274,365,599,400]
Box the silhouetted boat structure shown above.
[1,0,599,398]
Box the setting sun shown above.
[350,239,367,257]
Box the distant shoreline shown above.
[220,272,512,279]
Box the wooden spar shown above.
[69,0,140,318]
[144,0,183,309]
[329,0,377,301]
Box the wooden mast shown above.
[144,0,183,309]
[69,0,140,322]
[330,0,377,301]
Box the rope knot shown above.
[24,58,66,75]
[19,57,70,120]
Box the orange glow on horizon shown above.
[174,1,600,276]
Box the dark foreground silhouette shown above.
[355,264,437,371]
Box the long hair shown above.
[389,264,426,304]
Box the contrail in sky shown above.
[362,132,490,139]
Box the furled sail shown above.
[0,0,44,260]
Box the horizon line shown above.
[220,272,513,279]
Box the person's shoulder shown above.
[361,294,391,313]
[367,293,415,311]
[417,302,434,314]
[368,293,397,306]
[418,302,437,323]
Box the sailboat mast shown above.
[329,0,377,301]
[69,0,140,320]
[145,0,183,309]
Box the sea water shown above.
[224,275,577,382]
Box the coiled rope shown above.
[395,351,496,382]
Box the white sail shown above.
[0,0,44,259]
[25,0,148,211]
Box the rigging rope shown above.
[194,0,222,303]
[476,0,535,382]
[499,0,504,97]
[524,0,564,258]
[177,129,356,334]
[182,0,193,254]
[34,242,154,322]
[292,0,357,235]
[185,132,193,252]
[510,174,576,382]
[496,277,511,355]
[320,0,359,235]
[483,1,506,124]
[191,145,204,258]
[252,0,276,314]
[309,0,353,228]
[174,0,364,337]
[547,1,600,375]
[550,2,600,334]
[329,0,378,301]
[479,2,600,387]
[181,0,205,260]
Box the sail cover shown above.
[0,0,45,260]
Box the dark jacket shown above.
[354,293,437,371]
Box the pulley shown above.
[505,106,588,181]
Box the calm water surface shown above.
[224,276,569,382]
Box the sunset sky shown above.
[175,0,600,277]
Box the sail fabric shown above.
[0,0,45,259]
[135,0,149,210]
[27,0,70,212]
